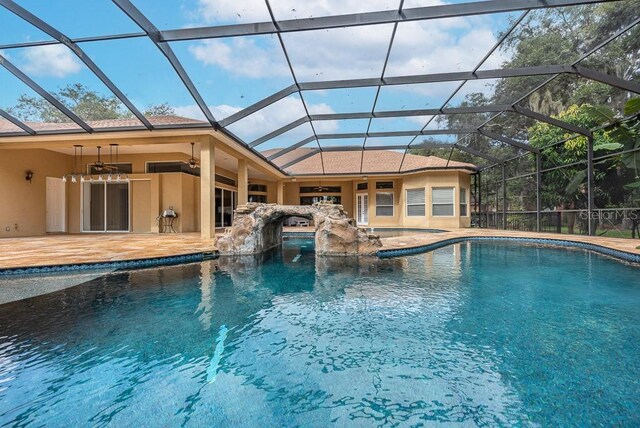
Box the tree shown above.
[9,83,129,122]
[493,2,640,114]
[527,104,627,233]
[144,103,176,117]
[8,83,178,123]
[585,98,640,203]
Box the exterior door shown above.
[46,177,66,233]
[82,182,130,232]
[356,193,368,225]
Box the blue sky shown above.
[0,0,523,148]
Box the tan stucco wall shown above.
[283,181,354,217]
[284,172,472,230]
[0,149,71,237]
[0,147,472,237]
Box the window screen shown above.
[432,187,454,216]
[406,188,425,216]
[376,192,394,216]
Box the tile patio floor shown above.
[0,228,637,270]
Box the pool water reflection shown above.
[0,240,639,426]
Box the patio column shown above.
[200,139,216,239]
[277,180,284,204]
[237,158,248,205]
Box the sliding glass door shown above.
[83,182,130,232]
[215,188,237,228]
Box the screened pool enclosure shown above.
[1,0,638,238]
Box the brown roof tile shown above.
[262,148,475,175]
[0,115,207,133]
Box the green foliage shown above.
[8,83,177,123]
[144,103,176,116]
[9,83,130,122]
[529,100,640,208]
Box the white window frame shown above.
[432,187,455,217]
[460,188,468,217]
[406,188,426,217]
[375,191,394,217]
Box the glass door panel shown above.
[215,188,222,228]
[357,193,369,225]
[106,183,129,231]
[223,189,233,227]
[83,182,105,231]
[83,182,129,232]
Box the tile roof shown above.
[0,115,207,133]
[0,117,475,175]
[263,148,476,175]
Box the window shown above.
[249,194,267,203]
[300,186,341,193]
[300,196,341,205]
[406,188,425,216]
[89,163,132,175]
[376,181,394,189]
[248,184,267,192]
[376,192,394,216]
[432,187,455,216]
[460,188,468,216]
[357,182,368,191]
[216,174,236,187]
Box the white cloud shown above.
[183,0,508,130]
[188,38,289,79]
[195,0,271,24]
[21,45,81,78]
[186,2,505,97]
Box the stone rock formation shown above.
[216,202,381,256]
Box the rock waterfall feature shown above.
[216,202,382,256]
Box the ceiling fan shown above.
[315,181,330,192]
[92,146,117,172]
[182,142,199,169]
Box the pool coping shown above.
[0,251,219,276]
[377,236,640,264]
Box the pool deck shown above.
[0,233,217,270]
[377,228,640,256]
[0,228,638,271]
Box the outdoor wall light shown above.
[25,170,33,183]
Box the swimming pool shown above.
[1,239,639,426]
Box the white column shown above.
[237,158,248,205]
[200,139,216,239]
[277,180,284,204]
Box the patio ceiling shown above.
[0,0,638,175]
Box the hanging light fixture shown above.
[63,145,84,184]
[112,144,129,183]
[188,142,198,169]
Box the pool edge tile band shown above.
[0,251,219,277]
[377,236,640,264]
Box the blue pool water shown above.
[1,240,639,426]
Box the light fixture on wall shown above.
[25,170,33,183]
[62,145,85,183]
